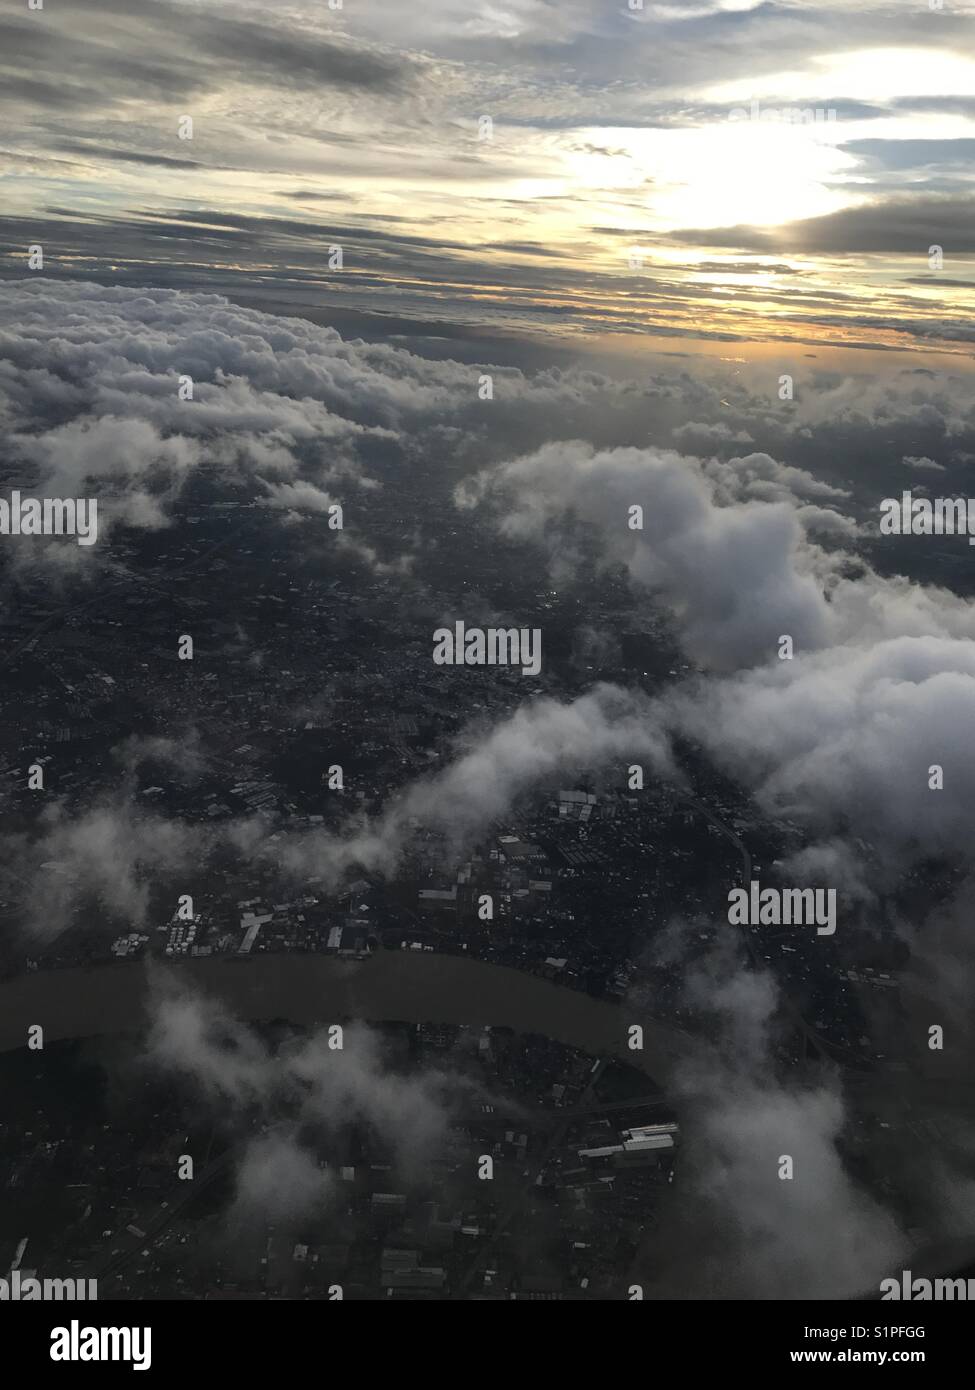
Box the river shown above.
[0,950,687,1086]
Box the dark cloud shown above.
[842,139,975,173]
[0,0,408,112]
[50,142,210,172]
[675,195,975,255]
[893,96,975,120]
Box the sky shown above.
[1,0,973,357]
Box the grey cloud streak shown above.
[0,0,408,113]
[144,974,480,1221]
[676,194,975,256]
[629,936,906,1298]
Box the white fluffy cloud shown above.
[456,434,975,894]
[0,281,410,557]
[457,440,848,670]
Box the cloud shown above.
[667,940,904,1296]
[1,0,973,353]
[0,280,416,566]
[676,194,975,256]
[6,281,972,916]
[275,683,676,884]
[0,0,408,113]
[1,795,200,942]
[455,430,975,896]
[672,420,754,447]
[456,440,846,670]
[665,637,975,881]
[902,454,946,472]
[5,281,975,917]
[144,975,478,1219]
[10,415,204,540]
[625,926,907,1297]
[233,1129,334,1223]
[111,732,208,783]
